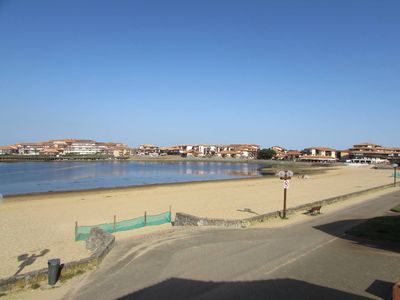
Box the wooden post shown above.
[169,205,172,222]
[144,211,147,226]
[113,215,116,233]
[75,221,78,241]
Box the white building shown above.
[64,140,103,155]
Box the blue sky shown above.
[0,0,399,149]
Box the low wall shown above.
[175,182,398,228]
[0,228,115,295]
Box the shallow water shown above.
[0,161,263,196]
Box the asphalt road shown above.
[65,190,400,300]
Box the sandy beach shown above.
[0,165,396,278]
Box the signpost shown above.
[277,170,293,219]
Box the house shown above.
[41,148,61,156]
[0,146,17,155]
[138,144,159,156]
[111,146,130,157]
[16,142,49,155]
[336,150,350,161]
[300,147,337,163]
[270,146,287,160]
[159,146,180,156]
[284,150,302,161]
[228,144,260,158]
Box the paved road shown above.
[65,190,400,300]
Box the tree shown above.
[258,148,276,160]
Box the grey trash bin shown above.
[48,258,61,285]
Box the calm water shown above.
[0,161,263,196]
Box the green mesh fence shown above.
[75,211,171,241]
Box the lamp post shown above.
[394,164,398,187]
[277,170,293,219]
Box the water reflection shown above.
[0,161,262,195]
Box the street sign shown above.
[283,180,290,189]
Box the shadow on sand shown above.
[117,278,370,300]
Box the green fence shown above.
[75,211,171,241]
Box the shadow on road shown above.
[313,218,400,253]
[117,277,370,300]
[366,279,394,300]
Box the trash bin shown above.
[48,258,61,285]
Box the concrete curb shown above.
[0,228,115,295]
[175,183,398,228]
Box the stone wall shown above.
[0,228,115,295]
[175,182,397,228]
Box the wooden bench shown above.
[306,206,322,216]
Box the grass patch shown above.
[390,205,400,213]
[346,216,400,243]
[59,269,85,283]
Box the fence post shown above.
[169,205,172,222]
[144,211,147,226]
[75,221,78,241]
[113,215,116,233]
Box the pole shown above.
[113,215,116,233]
[144,211,147,226]
[75,221,78,241]
[395,166,397,187]
[169,205,172,222]
[283,188,287,218]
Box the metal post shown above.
[169,205,172,222]
[395,166,397,187]
[283,188,287,219]
[75,221,78,241]
[113,215,116,233]
[144,211,147,226]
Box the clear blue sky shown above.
[1,0,399,150]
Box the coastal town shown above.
[0,139,399,164]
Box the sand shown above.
[0,165,396,278]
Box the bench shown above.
[306,206,322,216]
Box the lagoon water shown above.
[0,161,263,196]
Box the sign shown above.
[283,180,290,189]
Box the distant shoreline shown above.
[0,154,340,166]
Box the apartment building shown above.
[348,143,400,164]
[300,147,337,162]
[64,140,104,155]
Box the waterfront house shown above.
[284,150,302,161]
[138,144,160,156]
[271,146,287,160]
[300,147,337,163]
[0,146,18,155]
[16,142,49,155]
